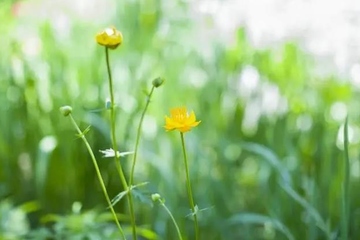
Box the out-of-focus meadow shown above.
[1,0,360,239]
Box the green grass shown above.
[1,0,360,239]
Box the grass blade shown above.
[240,142,292,184]
[341,116,350,240]
[228,213,295,240]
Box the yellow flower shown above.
[164,107,201,133]
[95,26,123,49]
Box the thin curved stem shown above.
[105,47,137,240]
[68,114,126,239]
[180,132,199,240]
[158,198,183,240]
[129,86,155,186]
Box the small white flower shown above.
[99,148,134,158]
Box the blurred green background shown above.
[1,0,360,239]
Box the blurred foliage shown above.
[1,0,360,239]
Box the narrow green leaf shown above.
[110,182,149,207]
[75,125,91,138]
[110,190,129,208]
[341,116,350,240]
[240,142,292,184]
[280,182,329,236]
[228,213,295,240]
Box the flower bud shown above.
[95,26,123,49]
[151,193,161,202]
[152,77,165,88]
[60,106,72,117]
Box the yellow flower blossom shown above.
[95,26,123,49]
[164,107,201,133]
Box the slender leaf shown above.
[228,213,295,240]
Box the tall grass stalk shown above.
[68,113,126,239]
[105,47,137,240]
[341,116,350,240]
[180,132,199,240]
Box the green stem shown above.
[341,116,350,240]
[158,198,184,240]
[180,132,199,240]
[105,47,137,240]
[129,86,155,186]
[68,114,126,239]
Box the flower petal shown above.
[189,120,201,127]
[188,111,196,122]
